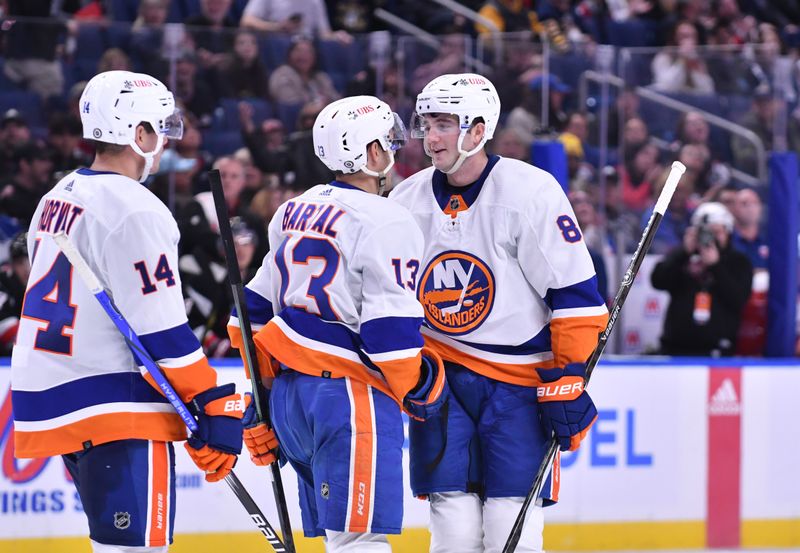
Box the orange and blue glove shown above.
[184,383,244,482]
[403,348,449,422]
[242,391,279,466]
[535,363,597,451]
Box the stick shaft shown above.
[53,232,287,552]
[208,169,296,553]
[501,162,686,553]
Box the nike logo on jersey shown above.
[37,199,84,236]
[417,251,495,336]
[282,201,345,237]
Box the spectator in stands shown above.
[2,0,69,100]
[651,201,752,356]
[185,0,237,68]
[217,29,269,98]
[97,48,133,73]
[0,109,32,178]
[0,232,29,355]
[490,127,530,161]
[506,74,571,144]
[411,34,468,94]
[560,131,594,190]
[674,110,732,189]
[282,100,333,190]
[622,116,649,153]
[476,0,543,36]
[732,87,800,175]
[568,189,608,301]
[620,141,662,212]
[241,0,352,42]
[174,115,213,188]
[640,163,694,254]
[130,0,170,78]
[601,88,641,148]
[230,216,259,282]
[174,50,219,125]
[239,102,289,175]
[0,143,54,228]
[268,37,340,105]
[491,39,542,111]
[731,187,768,269]
[233,147,269,205]
[677,142,713,196]
[651,20,715,94]
[47,113,92,175]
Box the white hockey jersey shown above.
[389,156,608,387]
[228,181,426,404]
[12,168,216,458]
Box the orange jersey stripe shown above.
[549,313,608,367]
[346,379,375,532]
[255,321,418,405]
[14,412,186,458]
[142,358,217,403]
[422,335,556,387]
[148,441,170,546]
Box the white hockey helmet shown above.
[79,70,183,182]
[313,95,406,173]
[691,202,734,231]
[412,73,501,174]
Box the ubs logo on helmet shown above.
[417,251,494,335]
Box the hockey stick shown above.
[502,161,687,553]
[208,169,296,553]
[52,232,288,553]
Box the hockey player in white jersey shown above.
[11,71,245,552]
[227,95,447,552]
[389,74,609,553]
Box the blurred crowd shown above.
[0,0,796,357]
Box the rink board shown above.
[1,359,798,551]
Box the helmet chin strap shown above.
[362,150,396,196]
[130,134,166,183]
[441,131,487,175]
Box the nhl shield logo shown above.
[418,250,495,336]
[321,482,330,499]
[114,512,131,530]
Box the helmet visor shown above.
[386,112,407,151]
[410,112,461,139]
[160,109,184,139]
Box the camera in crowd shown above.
[696,224,716,248]
[690,202,735,251]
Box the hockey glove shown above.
[184,383,244,482]
[535,363,598,452]
[242,391,279,466]
[403,348,448,422]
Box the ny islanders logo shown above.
[418,251,495,335]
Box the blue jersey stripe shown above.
[544,276,605,312]
[139,323,202,361]
[232,286,274,325]
[425,323,552,355]
[12,372,169,422]
[361,316,424,354]
[278,307,361,351]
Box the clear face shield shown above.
[159,108,184,140]
[409,112,462,139]
[385,112,408,151]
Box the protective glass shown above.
[410,113,461,139]
[160,109,184,139]
[386,112,408,151]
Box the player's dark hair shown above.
[93,122,155,155]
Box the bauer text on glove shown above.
[535,363,597,451]
[184,383,244,482]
